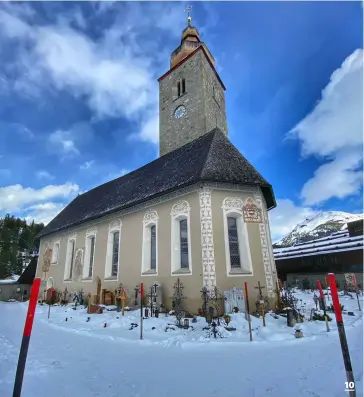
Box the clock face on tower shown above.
[174,105,186,119]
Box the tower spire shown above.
[185,5,192,25]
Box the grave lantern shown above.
[224,314,231,325]
[183,319,189,329]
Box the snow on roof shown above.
[274,232,363,260]
[0,274,20,284]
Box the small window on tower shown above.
[182,78,186,94]
[177,81,181,97]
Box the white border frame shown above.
[51,240,61,265]
[83,227,97,281]
[63,233,77,281]
[141,210,159,276]
[222,197,253,278]
[104,219,122,281]
[170,200,192,276]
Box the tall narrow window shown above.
[227,217,240,268]
[69,240,75,278]
[112,231,119,277]
[177,81,181,97]
[171,201,192,274]
[182,78,186,94]
[180,219,189,268]
[88,236,95,277]
[150,225,156,270]
[51,242,60,264]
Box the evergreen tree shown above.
[0,214,44,278]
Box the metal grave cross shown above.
[254,281,266,327]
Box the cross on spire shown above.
[185,5,192,25]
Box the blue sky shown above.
[0,1,362,241]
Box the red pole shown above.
[328,273,356,397]
[140,283,144,340]
[244,282,253,342]
[317,280,330,332]
[13,278,41,397]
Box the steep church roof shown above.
[38,128,275,238]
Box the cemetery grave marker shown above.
[254,281,266,326]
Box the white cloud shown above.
[268,199,317,242]
[0,3,187,145]
[288,49,363,206]
[301,149,362,205]
[23,202,64,225]
[0,183,79,212]
[80,160,95,170]
[129,111,159,145]
[106,168,131,182]
[49,129,80,157]
[36,170,54,180]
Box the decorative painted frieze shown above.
[171,200,190,217]
[254,193,275,297]
[143,209,159,225]
[199,188,216,289]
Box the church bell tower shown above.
[158,9,228,157]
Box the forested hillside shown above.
[0,215,44,279]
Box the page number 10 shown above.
[345,381,355,391]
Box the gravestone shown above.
[224,287,245,314]
[104,290,114,305]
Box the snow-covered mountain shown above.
[274,211,363,247]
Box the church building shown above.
[35,15,278,312]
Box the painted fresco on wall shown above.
[73,249,84,282]
[42,247,52,273]
[243,197,262,223]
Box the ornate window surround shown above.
[141,210,159,276]
[170,200,192,276]
[83,227,97,281]
[51,239,61,265]
[104,219,122,281]
[221,197,253,277]
[63,233,77,282]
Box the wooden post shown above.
[87,293,91,314]
[353,274,361,312]
[317,280,330,332]
[140,283,144,340]
[254,281,266,327]
[244,282,253,342]
[328,273,356,397]
[121,288,127,316]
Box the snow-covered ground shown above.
[0,290,363,397]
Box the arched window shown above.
[64,234,76,280]
[83,227,97,280]
[222,197,253,276]
[182,78,186,94]
[171,200,192,275]
[179,218,189,268]
[227,217,240,268]
[141,210,159,275]
[105,219,122,280]
[177,81,181,97]
[51,241,60,264]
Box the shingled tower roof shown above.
[38,128,275,238]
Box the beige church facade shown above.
[36,19,278,313]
